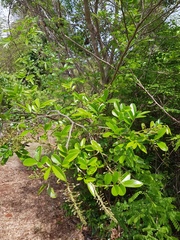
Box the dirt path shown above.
[0,153,85,240]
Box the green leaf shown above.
[37,162,43,168]
[103,132,113,137]
[47,186,57,198]
[20,130,33,137]
[118,184,126,196]
[64,149,80,162]
[126,141,138,149]
[112,109,119,118]
[54,125,71,139]
[130,103,137,116]
[52,165,67,182]
[34,98,40,108]
[44,122,52,131]
[121,173,131,183]
[57,144,67,155]
[104,173,112,185]
[84,177,96,183]
[88,157,98,166]
[87,166,97,175]
[34,146,42,161]
[106,121,118,133]
[38,184,47,195]
[77,157,87,169]
[111,185,126,196]
[73,108,94,119]
[51,154,61,164]
[138,143,147,153]
[101,89,109,101]
[85,145,94,151]
[32,104,39,112]
[154,128,167,140]
[111,185,119,196]
[136,111,150,118]
[119,155,126,164]
[112,171,120,184]
[114,101,121,112]
[88,104,98,114]
[122,179,143,188]
[44,167,51,180]
[40,99,56,108]
[157,141,168,151]
[87,182,96,197]
[80,138,86,147]
[26,103,32,113]
[90,140,103,152]
[23,158,37,166]
[41,156,52,166]
[128,191,142,203]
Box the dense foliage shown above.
[0,0,180,239]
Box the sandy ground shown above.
[0,153,85,240]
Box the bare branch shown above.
[63,33,115,70]
[66,122,74,149]
[120,0,129,41]
[133,74,180,124]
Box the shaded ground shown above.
[0,152,85,240]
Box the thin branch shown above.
[46,110,86,129]
[63,33,115,69]
[65,122,74,149]
[93,0,105,56]
[110,0,164,85]
[133,74,180,124]
[120,0,129,41]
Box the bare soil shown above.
[0,149,85,239]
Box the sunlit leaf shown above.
[121,173,131,183]
[34,146,42,161]
[130,103,137,116]
[104,173,112,185]
[122,179,143,188]
[87,182,96,197]
[112,171,120,184]
[87,166,97,175]
[138,143,147,154]
[64,149,80,162]
[41,156,52,166]
[118,184,126,196]
[154,128,167,140]
[52,165,67,182]
[51,154,61,164]
[111,185,126,196]
[90,140,102,153]
[88,157,98,166]
[34,98,40,108]
[84,177,96,183]
[157,141,168,151]
[44,167,51,180]
[111,185,119,196]
[23,158,37,166]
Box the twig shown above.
[65,122,74,149]
[46,110,86,129]
[133,74,180,124]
